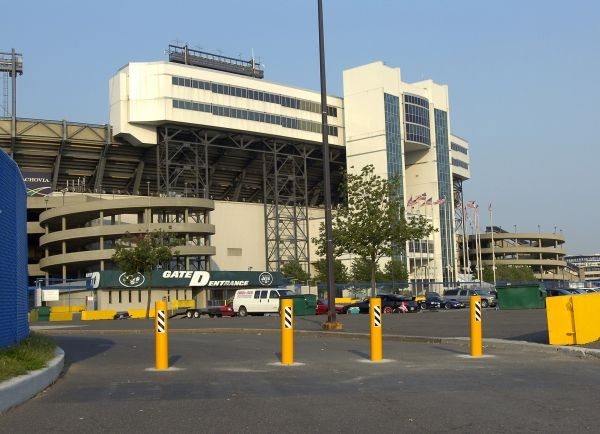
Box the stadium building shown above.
[0,45,471,310]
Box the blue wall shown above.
[0,150,29,347]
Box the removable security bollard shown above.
[155,300,169,369]
[470,296,483,357]
[280,298,294,365]
[370,298,383,361]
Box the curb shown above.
[0,347,64,414]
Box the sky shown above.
[2,0,599,255]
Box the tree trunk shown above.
[145,286,152,319]
[370,256,377,298]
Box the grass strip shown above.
[0,333,56,382]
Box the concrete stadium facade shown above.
[1,46,471,307]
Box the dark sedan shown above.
[420,296,464,310]
[342,294,419,314]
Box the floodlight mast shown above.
[0,49,23,157]
[317,0,341,330]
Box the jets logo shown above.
[258,272,274,286]
[118,272,145,287]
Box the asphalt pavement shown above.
[2,308,599,433]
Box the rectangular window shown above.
[109,291,113,304]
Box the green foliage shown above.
[312,165,434,296]
[483,264,536,282]
[0,333,56,382]
[351,257,384,282]
[382,259,409,283]
[280,260,310,283]
[312,258,350,283]
[112,230,180,318]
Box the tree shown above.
[312,258,350,283]
[280,260,310,283]
[112,230,180,319]
[313,165,434,297]
[482,264,536,283]
[351,257,385,283]
[382,259,409,283]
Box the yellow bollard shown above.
[470,295,483,357]
[370,297,383,361]
[280,298,294,365]
[155,300,169,369]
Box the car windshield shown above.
[473,289,490,295]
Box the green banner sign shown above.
[88,270,285,289]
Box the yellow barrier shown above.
[81,310,116,320]
[335,297,360,305]
[49,312,73,321]
[171,299,195,309]
[50,305,86,313]
[546,293,600,345]
[129,309,155,318]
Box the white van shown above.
[232,288,295,317]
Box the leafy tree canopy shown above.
[312,258,350,283]
[112,230,180,318]
[312,165,434,296]
[280,260,310,283]
[483,264,536,283]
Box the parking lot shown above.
[4,316,600,432]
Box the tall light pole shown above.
[1,49,23,157]
[317,0,341,330]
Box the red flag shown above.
[406,196,417,207]
[425,197,433,205]
[466,200,477,209]
[434,197,446,205]
[415,192,427,201]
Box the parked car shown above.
[341,294,419,314]
[444,288,497,308]
[316,299,345,315]
[420,295,443,310]
[113,311,131,320]
[442,299,465,309]
[546,288,577,297]
[419,295,465,310]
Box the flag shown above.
[434,197,446,205]
[415,192,427,201]
[488,202,492,212]
[425,197,433,205]
[466,200,477,209]
[406,196,417,207]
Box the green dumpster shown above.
[280,294,317,316]
[37,306,51,321]
[496,283,546,309]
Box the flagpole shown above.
[462,204,468,279]
[489,204,497,286]
[475,205,482,282]
[443,199,451,283]
[427,199,432,283]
